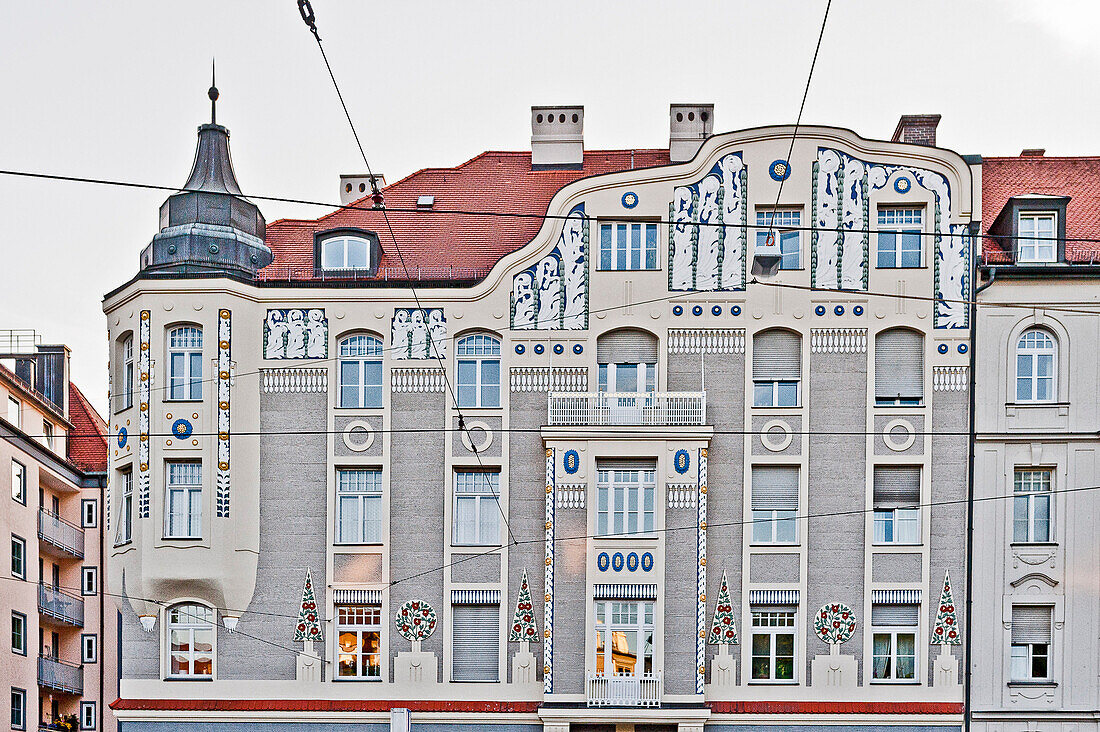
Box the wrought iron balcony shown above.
[38,655,83,695]
[586,671,661,707]
[548,392,706,426]
[38,509,84,559]
[38,583,84,627]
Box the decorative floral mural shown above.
[391,308,448,359]
[395,600,437,642]
[293,568,322,642]
[931,571,961,645]
[264,308,328,359]
[814,602,856,646]
[707,571,738,645]
[669,153,748,293]
[509,568,539,643]
[512,203,588,330]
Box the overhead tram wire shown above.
[294,0,517,545]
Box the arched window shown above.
[596,329,658,393]
[167,326,203,401]
[166,603,214,678]
[1016,329,1056,402]
[456,335,501,408]
[753,330,801,407]
[875,329,924,406]
[338,335,384,408]
[321,237,371,270]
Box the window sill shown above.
[113,404,134,416]
[334,406,384,411]
[1010,541,1058,548]
[161,536,203,542]
[751,405,802,412]
[113,540,133,549]
[875,265,928,270]
[747,679,799,685]
[1007,680,1057,688]
[163,399,203,404]
[871,542,924,548]
[164,676,213,682]
[595,534,660,541]
[1005,401,1068,408]
[451,543,504,549]
[335,542,385,548]
[748,543,801,549]
[874,403,925,410]
[332,676,383,682]
[870,679,922,684]
[595,268,663,273]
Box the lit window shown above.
[1010,605,1052,681]
[338,335,383,408]
[1014,470,1052,543]
[1016,329,1056,402]
[336,469,383,544]
[756,210,801,269]
[456,335,501,408]
[877,208,923,268]
[453,472,501,545]
[121,336,134,410]
[166,604,214,678]
[875,329,924,406]
[750,609,796,681]
[115,469,133,546]
[751,467,798,544]
[165,462,201,539]
[596,465,655,536]
[593,601,654,677]
[871,604,918,681]
[598,222,659,270]
[336,605,382,679]
[452,603,501,681]
[873,467,921,544]
[10,536,25,579]
[1017,213,1057,263]
[753,331,800,407]
[321,237,371,270]
[11,460,25,505]
[167,326,203,401]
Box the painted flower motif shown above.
[707,572,738,645]
[814,602,856,645]
[394,600,437,642]
[509,568,540,643]
[931,571,962,645]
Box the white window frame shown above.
[81,633,98,663]
[11,460,25,505]
[10,535,25,579]
[41,420,54,451]
[1013,469,1052,543]
[165,603,214,679]
[453,471,502,546]
[165,462,202,539]
[336,469,383,544]
[321,236,372,271]
[456,335,501,408]
[597,363,656,393]
[81,499,97,529]
[121,335,134,409]
[335,604,382,680]
[750,609,797,682]
[81,566,98,596]
[756,210,802,269]
[167,326,203,401]
[1017,212,1057,263]
[116,469,133,546]
[80,700,96,730]
[1015,329,1057,403]
[1011,641,1050,682]
[10,687,26,731]
[11,611,27,655]
[871,626,918,682]
[750,509,798,544]
[877,207,924,268]
[873,507,920,545]
[595,468,656,537]
[451,603,502,682]
[598,221,660,271]
[7,396,20,429]
[338,335,383,409]
[593,601,655,677]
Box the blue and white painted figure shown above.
[305,309,327,358]
[559,212,588,329]
[719,154,746,290]
[512,271,536,329]
[428,309,447,358]
[814,149,843,289]
[264,308,328,359]
[263,310,288,359]
[536,255,562,329]
[409,309,429,359]
[512,204,588,330]
[694,176,722,291]
[391,308,448,359]
[670,187,696,291]
[669,152,747,292]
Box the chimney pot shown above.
[531,106,584,167]
[891,114,942,147]
[339,173,386,206]
[670,103,715,162]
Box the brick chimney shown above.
[891,114,941,147]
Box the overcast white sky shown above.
[2,0,1098,411]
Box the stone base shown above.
[933,648,959,687]
[511,649,540,686]
[394,649,439,686]
[295,651,321,683]
[810,653,857,692]
[709,645,736,689]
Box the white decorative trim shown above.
[810,328,867,353]
[556,485,585,509]
[668,329,745,354]
[544,448,555,693]
[667,484,697,509]
[933,366,969,391]
[749,589,800,605]
[137,310,150,519]
[872,589,922,604]
[459,420,493,453]
[342,420,375,452]
[883,418,917,452]
[594,584,659,600]
[451,589,501,605]
[260,368,327,393]
[333,588,382,605]
[391,367,446,393]
[510,367,588,392]
[216,309,231,518]
[759,419,794,452]
[696,447,707,694]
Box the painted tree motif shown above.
[931,570,961,645]
[509,569,539,643]
[395,600,437,642]
[814,602,856,646]
[293,568,322,642]
[707,572,738,644]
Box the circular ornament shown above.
[611,552,625,572]
[626,552,640,572]
[672,305,684,316]
[621,191,639,209]
[563,449,580,474]
[460,421,493,453]
[597,552,611,571]
[731,305,742,316]
[342,420,375,452]
[769,159,791,181]
[834,305,845,316]
[759,419,794,452]
[894,176,912,194]
[957,343,969,354]
[553,343,564,355]
[674,449,691,475]
[814,602,856,645]
[938,343,949,354]
[883,418,917,452]
[692,305,703,316]
[853,305,864,316]
[641,552,654,572]
[117,428,128,448]
[711,305,722,316]
[573,344,583,354]
[515,344,525,355]
[394,600,437,642]
[815,305,826,316]
[534,344,545,355]
[171,419,193,439]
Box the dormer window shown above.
[321,236,371,270]
[1017,212,1057,263]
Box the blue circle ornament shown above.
[597,552,610,571]
[563,449,580,474]
[573,344,583,355]
[117,427,127,448]
[514,344,525,355]
[815,305,827,316]
[731,305,742,316]
[626,552,640,572]
[894,176,912,194]
[853,305,864,316]
[674,449,691,475]
[171,419,193,439]
[534,344,545,355]
[938,343,949,354]
[621,191,639,209]
[692,305,703,316]
[711,305,722,316]
[834,305,845,316]
[641,552,654,571]
[672,305,684,316]
[958,343,969,354]
[769,159,792,182]
[553,343,564,355]
[611,552,625,572]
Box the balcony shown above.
[38,655,83,695]
[586,672,661,707]
[548,392,706,426]
[38,509,84,559]
[38,583,84,627]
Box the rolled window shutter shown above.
[873,467,921,508]
[751,466,799,511]
[875,330,924,400]
[871,603,920,626]
[451,604,501,681]
[597,459,658,472]
[753,331,801,381]
[596,330,658,364]
[1011,606,1052,644]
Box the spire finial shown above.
[208,58,219,125]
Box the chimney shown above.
[339,174,386,206]
[891,114,942,147]
[531,106,584,168]
[1020,148,1046,157]
[669,104,714,163]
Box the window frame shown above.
[335,468,383,545]
[876,207,924,268]
[337,334,384,409]
[593,601,655,678]
[81,633,98,663]
[597,362,656,394]
[872,507,921,545]
[595,467,656,537]
[870,626,918,682]
[1011,641,1050,682]
[10,535,25,580]
[452,471,502,546]
[81,499,98,529]
[81,566,98,597]
[165,603,215,679]
[456,335,501,409]
[11,611,27,655]
[10,687,26,731]
[1016,212,1058,263]
[80,700,96,731]
[164,461,202,539]
[749,609,797,682]
[7,396,20,430]
[320,236,372,271]
[121,335,134,410]
[1013,469,1053,543]
[451,603,503,682]
[755,209,803,270]
[116,468,133,546]
[750,508,798,545]
[11,460,25,505]
[335,604,382,680]
[1015,329,1057,403]
[166,326,203,401]
[597,221,660,271]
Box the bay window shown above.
[167,326,203,401]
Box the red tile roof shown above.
[67,382,108,473]
[982,156,1100,262]
[260,149,670,282]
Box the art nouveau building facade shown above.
[104,102,975,731]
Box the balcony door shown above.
[594,601,654,678]
[596,329,658,424]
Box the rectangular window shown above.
[80,700,96,730]
[1011,605,1052,681]
[873,467,921,544]
[81,499,98,528]
[81,567,98,596]
[336,604,382,679]
[752,331,801,407]
[877,208,923,268]
[453,472,502,546]
[750,608,796,681]
[456,336,501,408]
[875,329,924,406]
[167,327,203,401]
[6,397,20,429]
[871,603,919,681]
[10,536,25,579]
[11,460,25,505]
[596,464,656,537]
[597,363,656,394]
[336,469,383,544]
[593,601,654,677]
[165,462,202,538]
[1014,470,1052,543]
[10,688,26,731]
[81,633,98,663]
[41,421,54,451]
[11,612,26,655]
[751,467,799,544]
[1017,212,1057,263]
[599,222,659,271]
[756,210,802,269]
[122,336,134,410]
[116,469,133,545]
[452,604,501,681]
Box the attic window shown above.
[416,195,436,209]
[321,236,371,270]
[1017,212,1057,263]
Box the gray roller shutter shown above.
[871,603,920,626]
[596,330,658,364]
[753,331,801,380]
[1011,606,1052,644]
[451,604,500,681]
[875,330,924,400]
[873,467,921,508]
[597,459,657,472]
[751,466,799,511]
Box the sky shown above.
[2,0,1099,412]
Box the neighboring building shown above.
[104,96,975,732]
[1,332,116,732]
[971,152,1100,732]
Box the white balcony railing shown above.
[38,583,84,627]
[586,671,662,707]
[548,392,706,426]
[38,509,84,558]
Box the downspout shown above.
[97,474,106,732]
[965,263,996,732]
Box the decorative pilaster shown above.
[216,309,231,517]
[696,447,708,694]
[543,448,555,693]
[137,310,151,518]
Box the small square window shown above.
[10,536,26,580]
[81,567,98,596]
[12,612,27,655]
[80,700,96,730]
[81,499,98,528]
[81,633,98,663]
